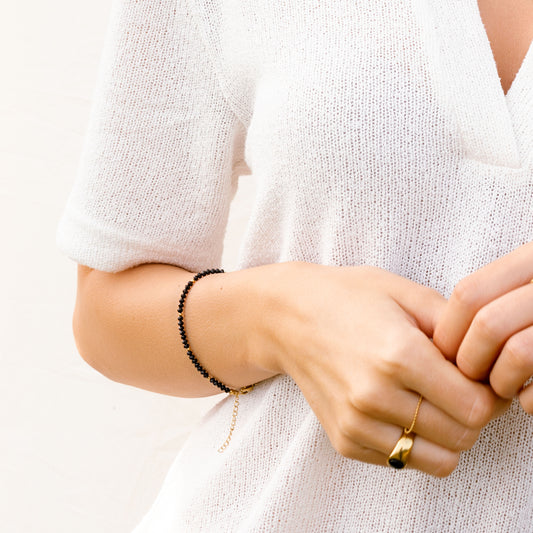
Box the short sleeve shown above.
[55,0,249,273]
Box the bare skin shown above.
[477,0,533,95]
[434,242,533,415]
[72,4,533,478]
[75,262,508,478]
[432,2,533,410]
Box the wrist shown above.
[244,260,323,377]
[184,265,282,389]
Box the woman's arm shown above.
[73,262,283,398]
[74,260,506,476]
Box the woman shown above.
[56,0,533,530]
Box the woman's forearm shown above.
[73,262,285,398]
[73,259,505,475]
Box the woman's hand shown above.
[433,241,533,414]
[252,262,506,477]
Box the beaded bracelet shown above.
[177,268,255,452]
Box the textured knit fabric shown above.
[56,0,533,531]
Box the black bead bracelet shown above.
[177,268,231,393]
[177,268,255,452]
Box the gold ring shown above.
[387,394,423,469]
[387,428,415,469]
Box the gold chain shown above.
[405,393,423,435]
[217,385,254,453]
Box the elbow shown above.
[72,298,96,370]
[72,291,118,380]
[72,265,110,376]
[72,279,100,373]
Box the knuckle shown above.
[349,384,384,417]
[471,306,502,342]
[397,328,424,353]
[332,433,357,459]
[505,335,533,371]
[454,427,480,451]
[464,390,494,429]
[451,276,482,312]
[519,394,533,416]
[376,349,403,377]
[336,409,359,440]
[379,330,420,377]
[432,451,460,478]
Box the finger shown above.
[490,325,533,399]
[455,283,533,380]
[336,418,461,477]
[356,387,479,452]
[518,381,533,415]
[433,241,533,360]
[400,328,498,429]
[376,269,447,338]
[405,434,461,477]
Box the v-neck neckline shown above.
[473,0,533,101]
[417,0,533,169]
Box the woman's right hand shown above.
[250,261,509,477]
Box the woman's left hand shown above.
[433,241,533,414]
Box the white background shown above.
[0,2,256,531]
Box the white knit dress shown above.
[56,1,533,531]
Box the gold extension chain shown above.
[217,385,254,453]
[217,391,241,453]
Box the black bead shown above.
[179,269,233,394]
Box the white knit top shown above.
[56,0,533,531]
